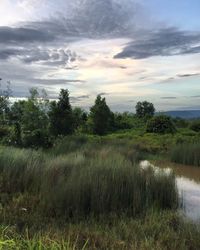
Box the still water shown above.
[140,160,200,222]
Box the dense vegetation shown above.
[0,137,194,250]
[171,143,200,166]
[0,83,176,148]
[0,139,178,218]
[1,83,200,249]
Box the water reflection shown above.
[140,160,200,222]
[177,177,200,221]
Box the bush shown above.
[190,120,200,132]
[146,115,176,134]
[0,126,9,138]
[22,129,52,148]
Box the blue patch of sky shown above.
[151,76,200,97]
[145,0,200,30]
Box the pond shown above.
[140,160,200,222]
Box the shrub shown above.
[190,120,200,132]
[22,129,52,148]
[0,126,9,138]
[146,115,176,134]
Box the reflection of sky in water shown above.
[140,161,200,222]
[177,177,200,222]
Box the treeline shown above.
[0,86,198,148]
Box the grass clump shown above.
[171,143,200,166]
[42,152,178,218]
[0,141,178,219]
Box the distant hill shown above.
[164,110,200,119]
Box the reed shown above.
[171,143,200,166]
[0,140,178,218]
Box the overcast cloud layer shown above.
[0,0,200,111]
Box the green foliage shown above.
[49,89,74,136]
[0,126,10,139]
[172,117,189,128]
[89,95,112,135]
[135,101,155,119]
[72,107,88,131]
[190,120,200,132]
[0,139,178,219]
[146,115,176,134]
[1,136,200,249]
[8,88,49,147]
[171,143,200,166]
[112,112,135,130]
[0,81,11,126]
[22,129,52,148]
[1,212,200,250]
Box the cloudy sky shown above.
[0,0,200,111]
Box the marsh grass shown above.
[171,143,200,166]
[0,136,199,249]
[0,139,178,219]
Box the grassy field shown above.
[1,134,200,249]
[1,211,200,250]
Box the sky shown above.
[0,0,200,111]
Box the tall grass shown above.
[0,141,178,219]
[171,143,200,166]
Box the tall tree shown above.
[135,101,155,119]
[0,80,11,125]
[9,88,49,147]
[90,95,112,135]
[49,89,74,136]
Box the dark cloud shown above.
[28,78,85,86]
[190,95,200,98]
[99,92,110,96]
[0,26,55,44]
[178,73,200,78]
[0,47,77,67]
[70,95,90,103]
[0,0,141,68]
[78,95,90,99]
[0,0,139,47]
[161,97,177,99]
[114,28,200,59]
[0,48,20,60]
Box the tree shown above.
[49,89,74,136]
[9,88,50,147]
[112,112,135,130]
[0,80,11,125]
[146,115,176,134]
[73,107,88,131]
[89,95,112,135]
[136,101,155,119]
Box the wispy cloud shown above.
[177,73,200,78]
[161,96,177,99]
[114,28,200,59]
